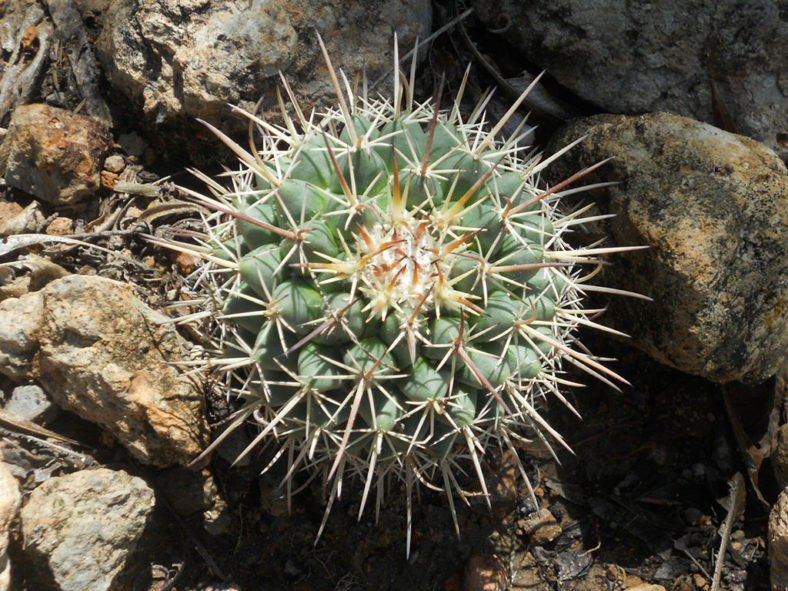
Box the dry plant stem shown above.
[711,472,746,591]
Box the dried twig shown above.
[0,408,79,445]
[710,472,746,591]
[0,233,146,269]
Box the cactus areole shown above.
[158,35,638,554]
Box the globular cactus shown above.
[156,36,639,554]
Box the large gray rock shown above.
[472,0,788,158]
[0,275,209,466]
[20,468,154,591]
[547,112,788,384]
[96,0,431,151]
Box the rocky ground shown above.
[1,1,787,590]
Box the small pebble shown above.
[517,508,562,544]
[692,573,707,588]
[104,154,126,173]
[118,132,148,157]
[101,170,119,189]
[5,384,57,424]
[670,576,694,591]
[45,216,73,235]
[174,251,199,274]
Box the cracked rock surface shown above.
[96,0,432,150]
[472,0,788,158]
[548,112,788,384]
[20,468,154,591]
[0,274,208,466]
[0,104,111,206]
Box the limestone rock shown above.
[472,0,788,158]
[0,202,45,237]
[547,112,788,384]
[0,104,112,205]
[20,468,154,591]
[0,275,209,466]
[0,462,20,591]
[95,0,431,154]
[0,289,44,380]
[5,384,57,425]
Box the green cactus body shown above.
[162,36,635,555]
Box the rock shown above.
[510,552,541,588]
[44,216,74,235]
[5,383,57,425]
[103,153,125,173]
[0,203,23,235]
[0,275,209,466]
[0,201,44,236]
[547,112,788,384]
[517,507,562,544]
[463,554,508,591]
[0,104,112,205]
[0,462,21,591]
[471,0,788,157]
[20,468,154,591]
[0,255,70,301]
[0,290,43,380]
[770,487,788,590]
[117,132,147,158]
[96,0,431,153]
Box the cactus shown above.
[155,36,640,554]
